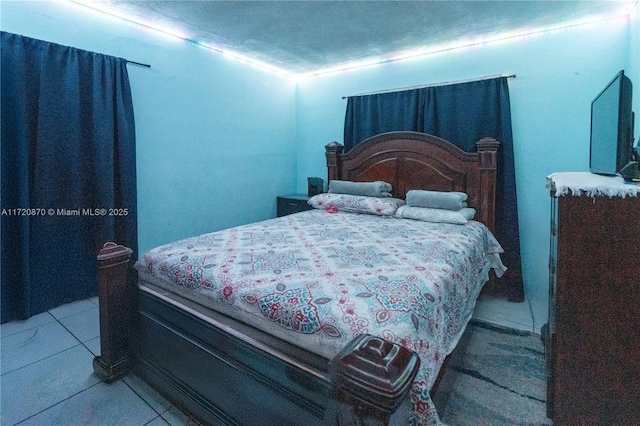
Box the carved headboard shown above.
[325,131,500,233]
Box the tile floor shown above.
[0,297,198,426]
[473,297,542,333]
[1,296,539,426]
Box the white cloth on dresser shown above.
[546,172,640,198]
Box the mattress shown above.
[135,208,506,424]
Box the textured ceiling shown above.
[95,1,634,75]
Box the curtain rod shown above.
[342,74,516,99]
[126,60,151,68]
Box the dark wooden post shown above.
[329,334,420,425]
[325,141,345,182]
[93,242,133,383]
[476,138,500,235]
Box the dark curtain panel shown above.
[1,32,138,323]
[344,77,523,302]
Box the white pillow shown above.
[308,193,405,216]
[395,205,476,224]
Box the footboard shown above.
[134,287,330,425]
[94,243,420,425]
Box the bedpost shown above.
[476,138,500,235]
[329,334,420,425]
[325,141,344,182]
[93,242,133,383]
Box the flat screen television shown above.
[589,70,634,176]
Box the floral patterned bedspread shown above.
[135,209,505,425]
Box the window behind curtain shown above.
[344,77,523,302]
[1,32,138,323]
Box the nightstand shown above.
[277,194,313,217]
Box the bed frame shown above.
[94,131,500,425]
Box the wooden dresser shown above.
[546,172,640,425]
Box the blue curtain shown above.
[1,32,138,323]
[344,77,523,302]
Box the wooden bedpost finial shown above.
[97,242,133,264]
[93,242,133,383]
[329,334,420,424]
[325,141,344,182]
[476,138,500,165]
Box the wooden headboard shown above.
[325,131,500,233]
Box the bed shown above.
[94,131,503,426]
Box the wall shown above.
[3,2,636,331]
[1,1,298,254]
[295,18,632,331]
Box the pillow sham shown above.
[308,193,405,216]
[395,205,476,224]
[328,180,392,198]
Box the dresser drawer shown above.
[277,195,313,217]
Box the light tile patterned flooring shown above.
[473,297,541,333]
[0,298,198,426]
[1,296,540,425]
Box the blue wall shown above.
[1,1,298,254]
[295,18,633,330]
[3,1,638,331]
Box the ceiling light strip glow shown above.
[62,0,189,40]
[62,0,294,78]
[302,14,631,79]
[59,0,633,81]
